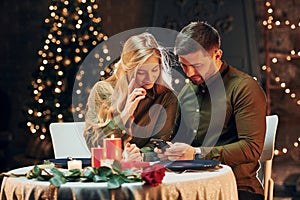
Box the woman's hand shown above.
[120,78,146,125]
[123,143,142,161]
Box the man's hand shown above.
[154,142,195,161]
[154,141,173,161]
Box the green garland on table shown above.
[0,160,143,189]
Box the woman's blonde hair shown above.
[84,32,172,147]
[84,81,115,147]
[110,32,172,114]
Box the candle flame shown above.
[111,134,114,139]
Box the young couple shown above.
[84,21,267,200]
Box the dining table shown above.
[0,163,238,200]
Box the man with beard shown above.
[156,21,267,200]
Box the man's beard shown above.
[189,75,204,85]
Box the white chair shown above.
[49,122,91,159]
[258,115,279,200]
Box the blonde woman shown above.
[84,32,178,161]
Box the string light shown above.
[263,2,300,30]
[291,93,296,98]
[103,48,108,54]
[38,99,44,104]
[263,62,300,105]
[262,1,300,107]
[106,56,111,61]
[282,148,288,154]
[78,114,84,119]
[263,1,300,157]
[54,88,61,93]
[76,89,81,94]
[40,135,46,140]
[271,57,277,63]
[285,88,290,94]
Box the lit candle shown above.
[103,135,122,161]
[67,160,82,170]
[91,146,104,168]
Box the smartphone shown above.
[150,138,170,153]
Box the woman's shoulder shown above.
[158,86,178,103]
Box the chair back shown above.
[49,122,91,159]
[258,115,279,200]
[260,115,279,162]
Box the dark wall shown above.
[0,0,261,170]
[100,0,261,78]
[0,0,50,170]
[100,0,156,36]
[151,0,261,78]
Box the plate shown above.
[46,158,91,168]
[161,160,220,171]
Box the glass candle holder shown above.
[91,147,105,168]
[103,135,122,161]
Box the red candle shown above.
[91,147,104,168]
[104,135,122,161]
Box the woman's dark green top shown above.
[84,80,178,158]
[129,86,178,148]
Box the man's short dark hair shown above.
[174,21,221,55]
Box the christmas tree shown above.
[24,0,109,152]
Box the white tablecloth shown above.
[0,164,238,200]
